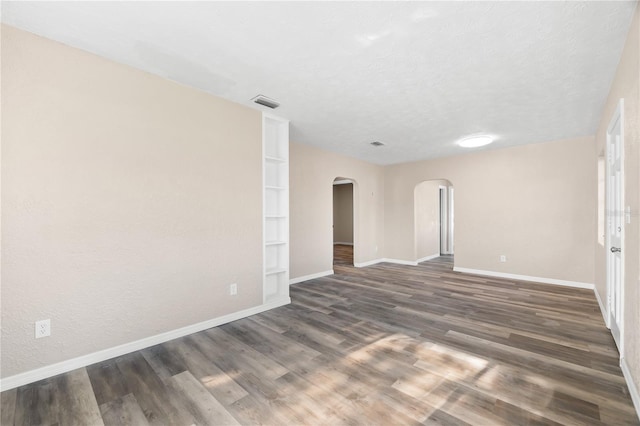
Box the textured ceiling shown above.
[2,1,637,165]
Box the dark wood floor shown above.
[2,256,638,425]
[334,243,353,266]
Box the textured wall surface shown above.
[3,5,638,401]
[593,3,640,401]
[384,137,597,284]
[2,26,263,377]
[290,142,384,279]
[292,135,596,286]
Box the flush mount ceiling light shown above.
[370,141,385,147]
[251,94,280,109]
[457,135,493,148]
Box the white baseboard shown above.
[354,258,384,268]
[417,253,440,263]
[333,242,354,246]
[381,258,418,266]
[621,357,640,420]
[355,258,422,267]
[453,267,595,290]
[594,287,609,327]
[0,297,291,392]
[289,270,333,285]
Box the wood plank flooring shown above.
[2,256,638,425]
[334,244,353,266]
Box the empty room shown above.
[1,1,639,425]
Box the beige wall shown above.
[1,26,264,377]
[333,183,354,244]
[293,135,596,286]
[414,181,442,260]
[594,4,640,398]
[290,142,384,278]
[385,136,596,284]
[4,12,637,399]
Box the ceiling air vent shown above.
[251,95,280,109]
[370,141,385,147]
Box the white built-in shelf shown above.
[263,113,290,305]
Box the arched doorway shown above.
[414,179,454,263]
[333,177,356,266]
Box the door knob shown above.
[611,247,621,253]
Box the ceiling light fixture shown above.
[370,141,385,147]
[458,135,493,148]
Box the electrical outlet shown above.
[35,319,51,339]
[500,255,507,263]
[229,283,238,296]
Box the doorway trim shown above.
[414,179,454,264]
[439,185,454,255]
[332,177,357,266]
[605,98,625,354]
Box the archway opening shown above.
[414,179,454,265]
[333,177,356,266]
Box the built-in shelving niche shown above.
[263,114,290,304]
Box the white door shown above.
[606,99,624,352]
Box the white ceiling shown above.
[2,1,637,165]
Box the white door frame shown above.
[439,186,446,254]
[439,185,454,255]
[332,178,357,264]
[605,98,625,354]
[448,186,454,254]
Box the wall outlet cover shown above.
[35,319,51,338]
